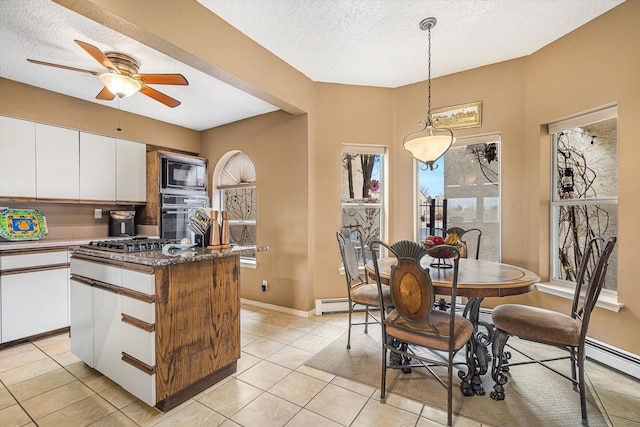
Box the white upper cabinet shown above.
[0,116,37,198]
[36,123,79,199]
[117,139,146,203]
[0,117,146,204]
[80,132,116,201]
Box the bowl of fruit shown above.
[423,232,463,260]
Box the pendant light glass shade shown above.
[403,17,455,169]
[99,73,141,98]
[404,125,455,169]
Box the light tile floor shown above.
[1,304,639,426]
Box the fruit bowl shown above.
[424,242,462,259]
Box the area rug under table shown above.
[305,327,607,427]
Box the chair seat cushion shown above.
[352,284,393,307]
[492,304,581,346]
[385,309,473,351]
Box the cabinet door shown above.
[80,132,116,201]
[93,286,121,384]
[0,116,36,198]
[0,268,69,342]
[70,278,93,366]
[116,139,146,203]
[36,123,79,199]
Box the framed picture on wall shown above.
[432,101,482,129]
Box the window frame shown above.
[340,143,387,260]
[212,150,258,267]
[548,105,618,293]
[414,133,502,262]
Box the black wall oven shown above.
[160,194,210,241]
[161,154,207,194]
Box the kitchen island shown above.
[69,243,267,411]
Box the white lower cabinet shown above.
[93,286,122,384]
[0,249,70,344]
[70,278,94,367]
[1,268,68,342]
[70,256,156,406]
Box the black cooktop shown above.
[82,238,179,253]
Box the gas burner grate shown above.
[82,238,179,253]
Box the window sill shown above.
[536,282,623,312]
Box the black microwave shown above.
[161,154,207,194]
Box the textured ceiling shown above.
[0,0,625,131]
[0,0,279,131]
[199,0,625,87]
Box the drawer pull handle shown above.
[122,352,155,375]
[121,314,155,332]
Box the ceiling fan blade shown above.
[139,85,181,108]
[27,59,101,76]
[74,39,117,72]
[136,74,188,85]
[96,87,116,101]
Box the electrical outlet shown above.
[261,280,268,292]
[94,209,102,219]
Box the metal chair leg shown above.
[578,345,588,423]
[364,306,369,334]
[380,339,387,402]
[347,304,353,349]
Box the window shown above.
[216,152,257,262]
[417,135,501,261]
[341,145,385,260]
[549,106,618,291]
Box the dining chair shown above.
[490,236,617,424]
[445,226,482,260]
[432,227,482,311]
[370,239,474,427]
[336,228,393,349]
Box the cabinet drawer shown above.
[122,295,155,323]
[120,357,156,406]
[121,268,155,294]
[122,322,155,366]
[71,258,121,285]
[1,250,68,269]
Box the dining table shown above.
[366,256,540,396]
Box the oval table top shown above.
[366,257,540,298]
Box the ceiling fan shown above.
[27,40,188,108]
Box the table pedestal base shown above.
[458,297,495,396]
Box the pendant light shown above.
[403,17,456,170]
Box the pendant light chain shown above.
[427,24,432,124]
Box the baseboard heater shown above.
[315,297,379,316]
[585,337,640,380]
[314,301,640,380]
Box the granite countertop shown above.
[0,236,150,252]
[70,244,269,266]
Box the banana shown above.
[444,231,459,245]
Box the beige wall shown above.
[200,111,310,310]
[0,79,200,153]
[393,2,640,353]
[1,1,637,354]
[312,83,395,302]
[521,2,640,351]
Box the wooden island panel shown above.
[155,256,240,407]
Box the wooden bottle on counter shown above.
[220,211,231,249]
[208,210,221,249]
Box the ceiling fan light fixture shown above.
[403,17,456,170]
[99,72,141,98]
